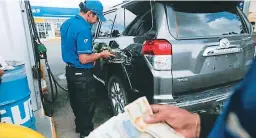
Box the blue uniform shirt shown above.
[208,58,256,138]
[61,14,93,69]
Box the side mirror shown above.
[109,40,119,49]
[111,30,120,37]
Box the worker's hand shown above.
[143,105,200,138]
[100,50,115,59]
[0,69,4,77]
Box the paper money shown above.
[125,97,185,138]
[124,97,153,132]
[87,112,152,138]
[144,123,185,138]
[87,96,184,138]
[87,116,117,138]
[117,113,153,138]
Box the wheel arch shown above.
[104,63,132,91]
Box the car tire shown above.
[107,75,128,115]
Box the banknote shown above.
[144,123,185,138]
[86,112,153,138]
[116,113,153,138]
[125,97,185,138]
[87,96,184,138]
[124,97,153,132]
[87,116,117,138]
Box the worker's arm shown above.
[77,29,114,64]
[79,50,114,64]
[79,53,101,64]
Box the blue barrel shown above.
[0,63,36,130]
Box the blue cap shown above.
[84,0,106,22]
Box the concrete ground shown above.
[43,40,113,138]
[53,80,113,138]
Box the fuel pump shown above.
[0,0,57,137]
[24,1,68,117]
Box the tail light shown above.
[142,40,172,71]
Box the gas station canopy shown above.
[31,6,79,18]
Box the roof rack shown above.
[103,0,130,12]
[103,0,147,12]
[112,0,131,8]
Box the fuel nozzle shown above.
[37,43,47,59]
[93,42,130,64]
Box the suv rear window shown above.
[166,2,247,38]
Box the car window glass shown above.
[126,10,152,36]
[91,23,98,37]
[112,8,137,36]
[100,9,136,38]
[122,1,153,36]
[124,8,137,29]
[111,9,125,37]
[99,12,116,37]
[122,12,140,36]
[166,2,247,38]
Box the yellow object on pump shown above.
[0,123,45,138]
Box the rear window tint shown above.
[166,2,247,38]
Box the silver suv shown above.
[92,1,255,115]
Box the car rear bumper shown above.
[152,84,236,112]
[175,92,231,112]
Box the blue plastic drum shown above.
[0,62,36,130]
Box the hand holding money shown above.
[125,97,185,138]
[87,97,186,138]
[144,105,200,138]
